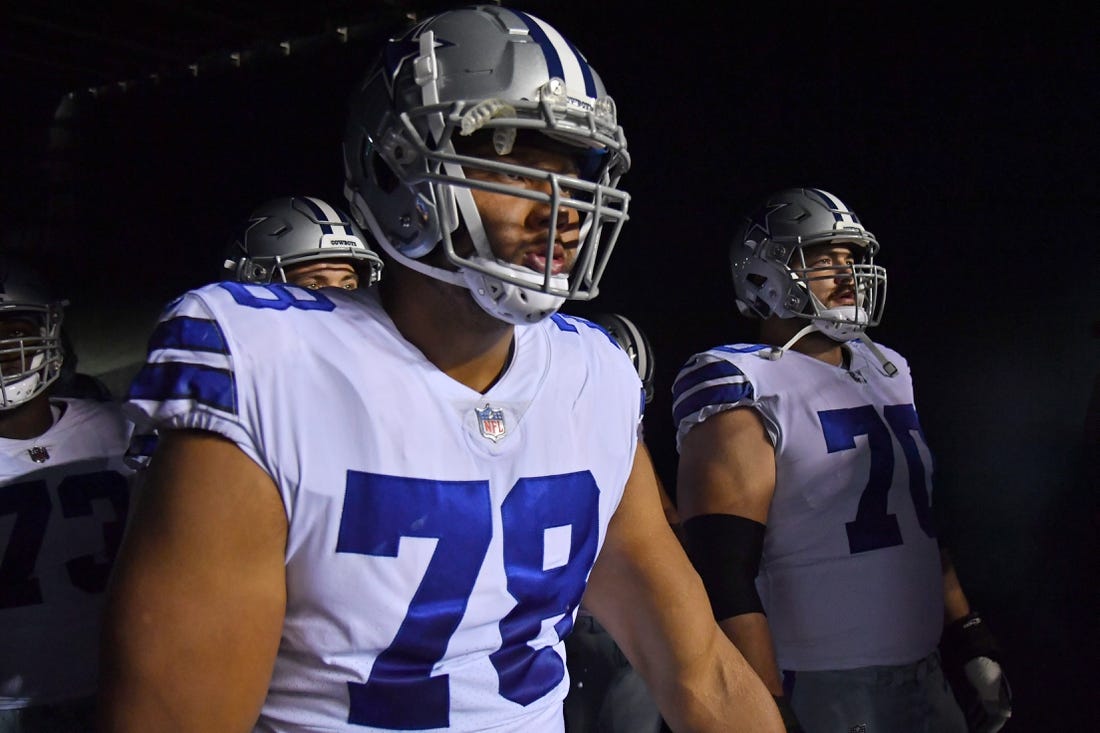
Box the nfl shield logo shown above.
[28,446,50,463]
[475,404,507,443]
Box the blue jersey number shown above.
[0,470,130,610]
[818,403,935,554]
[218,281,336,311]
[336,471,599,729]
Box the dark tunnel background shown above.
[4,2,1097,729]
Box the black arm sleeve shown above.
[682,513,767,621]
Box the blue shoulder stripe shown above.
[672,358,748,400]
[714,344,770,355]
[127,362,237,414]
[551,313,619,348]
[549,313,578,332]
[147,316,229,354]
[672,381,755,428]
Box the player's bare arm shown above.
[676,407,786,696]
[940,548,972,623]
[99,429,288,732]
[583,442,783,732]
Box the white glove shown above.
[962,655,1012,733]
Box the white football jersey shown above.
[0,398,136,709]
[126,282,642,732]
[673,341,943,671]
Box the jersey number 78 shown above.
[336,470,600,729]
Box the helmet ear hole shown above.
[370,147,400,194]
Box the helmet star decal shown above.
[382,29,453,81]
[744,202,788,242]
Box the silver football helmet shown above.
[223,196,383,287]
[591,312,655,405]
[0,264,65,409]
[343,5,630,324]
[730,188,887,341]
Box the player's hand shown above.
[962,655,1012,732]
[940,612,1013,733]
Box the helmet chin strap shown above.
[855,333,899,376]
[760,321,897,377]
[761,322,819,361]
[463,265,565,325]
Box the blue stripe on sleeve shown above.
[672,381,755,428]
[672,359,748,400]
[127,362,237,414]
[146,316,229,354]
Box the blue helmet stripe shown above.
[299,196,334,235]
[805,188,843,223]
[513,11,565,86]
[560,36,597,98]
[805,188,861,225]
[513,10,597,99]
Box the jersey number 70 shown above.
[818,403,937,554]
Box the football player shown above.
[587,312,680,534]
[673,188,1012,732]
[223,195,383,290]
[0,261,136,732]
[564,312,665,733]
[99,7,782,732]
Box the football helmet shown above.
[591,312,655,405]
[223,196,383,287]
[343,5,630,324]
[730,187,886,341]
[0,263,65,410]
